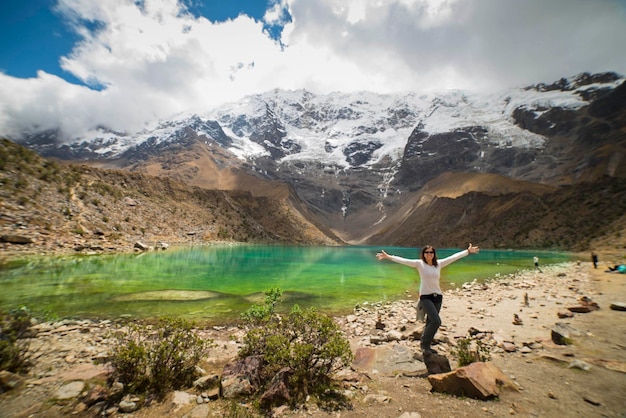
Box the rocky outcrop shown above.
[220,355,263,399]
[427,362,518,400]
[397,128,482,190]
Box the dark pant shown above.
[419,294,443,350]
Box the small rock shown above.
[118,400,138,413]
[0,371,25,393]
[385,330,403,341]
[568,360,591,371]
[193,374,220,390]
[55,381,85,400]
[134,241,150,251]
[363,394,391,404]
[0,235,33,244]
[551,323,580,345]
[398,412,422,418]
[583,395,602,406]
[609,302,626,311]
[503,342,517,352]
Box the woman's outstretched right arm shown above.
[376,250,419,267]
[376,249,391,260]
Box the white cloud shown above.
[263,0,291,26]
[1,0,625,139]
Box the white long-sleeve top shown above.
[387,249,469,295]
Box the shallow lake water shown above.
[0,245,574,324]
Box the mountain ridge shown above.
[6,72,626,251]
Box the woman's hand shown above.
[468,243,480,254]
[376,250,390,260]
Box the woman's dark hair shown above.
[421,245,438,266]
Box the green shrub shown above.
[452,336,491,367]
[0,307,34,373]
[108,317,211,398]
[239,290,353,406]
[240,287,282,324]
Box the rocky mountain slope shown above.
[0,139,341,257]
[368,172,626,251]
[7,72,626,252]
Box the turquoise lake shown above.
[0,245,574,324]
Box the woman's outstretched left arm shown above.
[439,242,480,268]
[468,242,480,254]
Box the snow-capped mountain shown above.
[22,72,621,165]
[15,72,626,241]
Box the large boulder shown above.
[352,345,426,376]
[259,367,293,409]
[427,362,518,400]
[220,355,263,399]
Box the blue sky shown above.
[1,1,78,80]
[0,0,281,84]
[1,0,625,140]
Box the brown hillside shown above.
[418,172,557,198]
[130,140,292,200]
[348,172,556,245]
[123,138,343,243]
[0,139,341,258]
[86,138,291,200]
[366,172,626,252]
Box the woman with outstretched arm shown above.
[376,243,480,355]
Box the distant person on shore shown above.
[376,243,480,355]
[591,252,598,269]
[533,256,542,273]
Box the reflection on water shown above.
[0,245,573,324]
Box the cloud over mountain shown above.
[1,0,625,141]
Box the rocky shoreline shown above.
[1,261,625,417]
